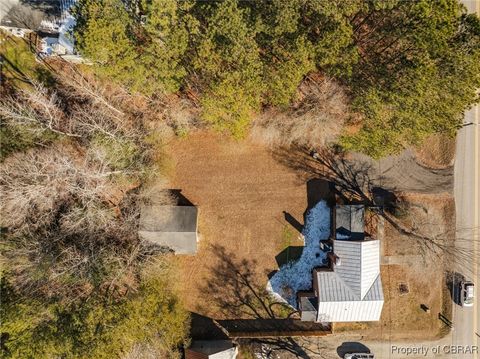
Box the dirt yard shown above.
[167,131,309,319]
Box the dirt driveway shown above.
[350,149,453,194]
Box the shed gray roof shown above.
[299,295,318,322]
[139,205,198,254]
[335,205,365,240]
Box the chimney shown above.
[328,252,341,267]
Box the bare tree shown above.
[0,81,81,138]
[0,143,171,300]
[274,146,480,273]
[0,79,142,141]
[53,65,127,119]
[0,68,182,301]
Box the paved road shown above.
[452,2,480,358]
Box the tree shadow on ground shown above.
[201,244,293,320]
[273,146,473,265]
[273,147,380,205]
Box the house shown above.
[185,340,238,359]
[139,194,198,255]
[1,0,80,59]
[299,205,384,322]
[0,2,50,37]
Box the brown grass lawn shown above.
[166,131,308,319]
[166,131,454,340]
[414,133,456,169]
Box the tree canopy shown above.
[73,0,480,154]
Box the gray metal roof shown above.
[312,238,384,321]
[315,271,383,322]
[316,270,357,302]
[299,295,318,322]
[363,275,383,301]
[335,205,365,240]
[139,205,198,254]
[333,238,380,299]
[300,205,384,322]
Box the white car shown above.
[344,354,375,359]
[460,281,475,307]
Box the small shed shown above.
[139,204,198,255]
[186,340,238,359]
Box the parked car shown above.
[344,354,375,359]
[460,281,475,307]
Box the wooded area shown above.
[73,0,480,157]
[0,42,189,357]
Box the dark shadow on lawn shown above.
[169,189,195,206]
[283,211,303,233]
[201,244,293,320]
[189,312,229,340]
[275,246,304,267]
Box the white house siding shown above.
[210,347,238,359]
[317,300,384,322]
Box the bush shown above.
[251,76,350,149]
[1,262,189,359]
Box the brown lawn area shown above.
[167,131,308,319]
[414,133,456,169]
[166,131,454,341]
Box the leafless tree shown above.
[0,68,184,301]
[0,81,81,138]
[53,65,128,119]
[0,78,143,141]
[0,144,118,232]
[0,143,172,300]
[274,146,480,273]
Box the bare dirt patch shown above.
[414,133,456,169]
[166,131,309,319]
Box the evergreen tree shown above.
[193,0,263,137]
